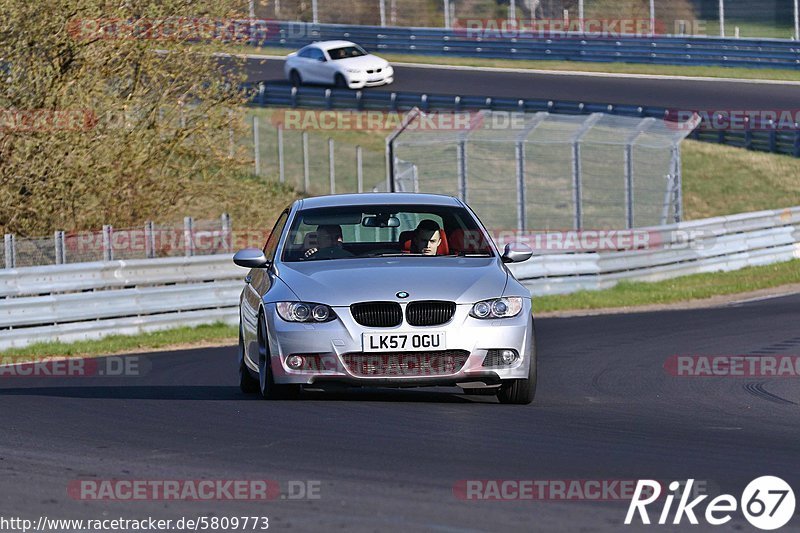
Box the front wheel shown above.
[334,73,348,88]
[239,326,259,394]
[289,70,302,87]
[497,340,537,405]
[257,313,299,400]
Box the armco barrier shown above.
[1,207,798,350]
[247,84,800,158]
[259,22,800,70]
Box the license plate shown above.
[362,332,446,352]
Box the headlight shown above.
[276,302,336,323]
[470,297,523,319]
[345,68,361,73]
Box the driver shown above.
[411,219,443,256]
[304,224,353,259]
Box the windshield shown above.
[281,204,495,262]
[327,46,367,60]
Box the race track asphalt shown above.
[2,293,798,531]
[243,57,800,110]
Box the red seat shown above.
[448,228,490,254]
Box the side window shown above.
[263,211,289,262]
[310,48,326,62]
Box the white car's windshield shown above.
[281,204,494,262]
[327,46,367,60]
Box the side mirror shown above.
[501,243,533,263]
[233,248,270,268]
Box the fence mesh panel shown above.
[391,110,695,230]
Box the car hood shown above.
[275,257,507,306]
[332,54,389,71]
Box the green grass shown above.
[681,140,800,219]
[703,20,797,40]
[0,322,237,359]
[210,44,800,82]
[532,258,800,313]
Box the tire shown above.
[497,339,537,405]
[238,326,259,394]
[334,73,348,88]
[289,70,302,87]
[257,312,298,400]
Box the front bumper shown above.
[261,301,534,388]
[346,70,394,89]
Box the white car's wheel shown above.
[334,73,348,88]
[289,69,302,87]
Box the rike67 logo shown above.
[626,477,795,530]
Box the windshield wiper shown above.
[453,251,492,257]
[371,252,426,257]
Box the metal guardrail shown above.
[1,207,799,350]
[247,84,800,158]
[259,22,800,70]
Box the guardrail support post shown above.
[253,115,260,176]
[356,145,363,193]
[277,125,285,183]
[221,214,232,253]
[54,231,65,265]
[102,225,114,262]
[515,141,526,232]
[328,137,335,194]
[145,221,156,259]
[4,234,15,269]
[184,216,194,257]
[302,131,310,193]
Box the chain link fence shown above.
[388,110,698,230]
[3,216,242,269]
[250,0,800,39]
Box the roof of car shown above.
[309,40,358,50]
[298,193,461,209]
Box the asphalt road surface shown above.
[2,293,799,531]
[244,57,800,111]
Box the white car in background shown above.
[284,40,394,89]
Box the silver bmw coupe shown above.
[233,193,536,404]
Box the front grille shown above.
[406,301,456,326]
[343,350,470,377]
[350,302,403,327]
